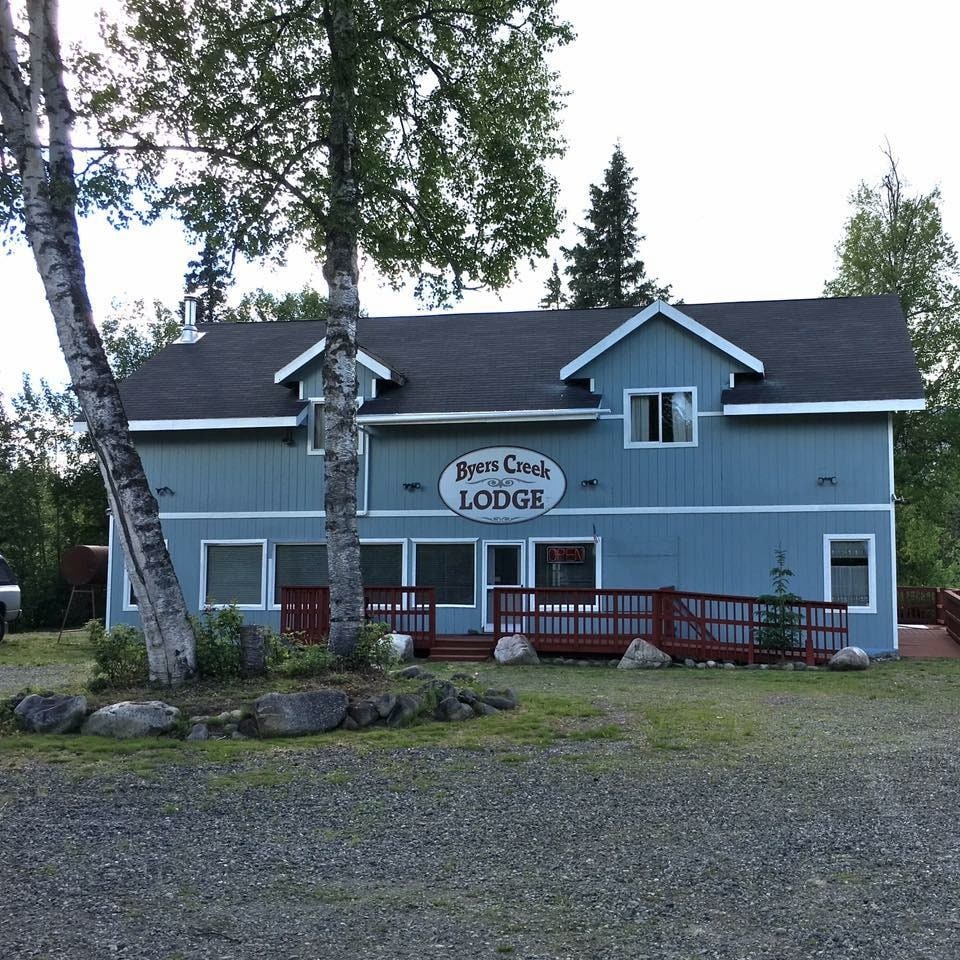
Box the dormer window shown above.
[624,387,697,448]
[307,398,364,455]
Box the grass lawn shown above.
[3,628,960,772]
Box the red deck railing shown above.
[943,590,960,645]
[897,586,941,625]
[493,586,848,665]
[280,586,436,648]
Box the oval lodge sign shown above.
[438,447,566,524]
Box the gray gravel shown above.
[1,739,958,960]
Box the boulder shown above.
[253,690,348,738]
[385,633,415,662]
[83,701,181,739]
[419,679,457,702]
[347,699,380,729]
[395,665,433,680]
[237,717,260,738]
[617,638,672,670]
[387,694,423,728]
[435,696,475,722]
[186,723,209,741]
[482,688,518,711]
[472,702,500,717]
[494,634,539,666]
[457,689,478,705]
[14,694,87,734]
[374,693,398,719]
[829,646,870,671]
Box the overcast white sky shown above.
[1,0,958,399]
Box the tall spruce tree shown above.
[540,260,565,308]
[183,239,234,322]
[563,145,672,309]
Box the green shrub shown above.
[349,621,398,668]
[274,642,336,678]
[756,547,801,652]
[191,606,244,680]
[87,619,149,688]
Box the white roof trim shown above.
[358,407,607,426]
[723,399,926,416]
[273,338,398,384]
[560,300,765,379]
[74,416,301,434]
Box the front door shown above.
[484,541,524,632]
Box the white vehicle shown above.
[0,554,21,641]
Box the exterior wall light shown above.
[817,476,838,486]
[580,478,599,487]
[156,486,175,496]
[403,481,422,491]
[281,429,296,447]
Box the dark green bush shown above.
[87,619,149,688]
[191,606,244,680]
[350,621,398,668]
[274,642,336,678]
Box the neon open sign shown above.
[546,545,585,564]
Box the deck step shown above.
[428,638,496,662]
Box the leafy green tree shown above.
[540,260,565,309]
[825,149,960,586]
[184,239,235,322]
[90,0,572,655]
[563,145,672,309]
[222,287,329,324]
[101,300,182,379]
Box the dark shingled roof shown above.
[117,294,923,422]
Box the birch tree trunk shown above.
[321,0,364,656]
[0,0,195,684]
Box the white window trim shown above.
[268,538,408,611]
[307,397,366,456]
[823,533,877,614]
[122,539,168,611]
[412,538,478,608]
[199,539,267,611]
[623,387,699,449]
[528,536,603,612]
[482,539,526,630]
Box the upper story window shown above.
[624,388,697,448]
[307,399,364,455]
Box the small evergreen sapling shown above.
[756,547,802,653]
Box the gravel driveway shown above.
[2,736,958,960]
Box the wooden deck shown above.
[898,625,960,659]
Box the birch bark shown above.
[321,0,364,656]
[0,0,196,684]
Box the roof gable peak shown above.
[559,300,765,380]
[274,337,404,385]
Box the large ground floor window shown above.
[272,541,404,605]
[533,540,598,605]
[202,541,266,609]
[414,541,476,606]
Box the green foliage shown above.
[540,260,565,309]
[0,378,107,630]
[191,606,244,681]
[756,547,801,652]
[350,621,398,669]
[183,239,234,322]
[87,619,149,689]
[825,149,960,588]
[86,0,572,305]
[100,299,182,380]
[274,643,337,679]
[221,287,328,324]
[562,145,672,309]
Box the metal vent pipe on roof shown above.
[177,294,201,344]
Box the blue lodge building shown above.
[105,296,925,655]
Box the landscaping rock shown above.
[829,646,870,671]
[723,662,736,670]
[494,634,539,666]
[617,638,672,670]
[395,665,432,680]
[684,658,696,668]
[13,694,87,734]
[341,715,360,731]
[385,633,415,662]
[706,660,717,668]
[387,694,423,728]
[186,723,209,741]
[419,679,457,702]
[695,662,706,669]
[457,689,478,705]
[347,699,380,729]
[794,661,807,671]
[482,688,518,711]
[374,693,397,719]
[436,696,474,722]
[215,709,244,725]
[472,702,500,717]
[237,718,259,738]
[253,690,348,738]
[83,701,181,739]
[781,662,795,672]
[450,672,477,682]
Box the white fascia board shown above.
[75,416,301,434]
[357,407,606,426]
[723,398,927,416]
[559,300,765,380]
[273,337,398,384]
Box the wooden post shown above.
[804,604,814,666]
[240,624,267,677]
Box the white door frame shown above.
[482,539,526,632]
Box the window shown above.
[273,542,404,605]
[307,399,365,455]
[824,535,876,613]
[624,388,697,447]
[123,540,168,610]
[534,541,597,604]
[203,542,265,608]
[415,542,475,606]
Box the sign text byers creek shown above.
[439,447,566,524]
